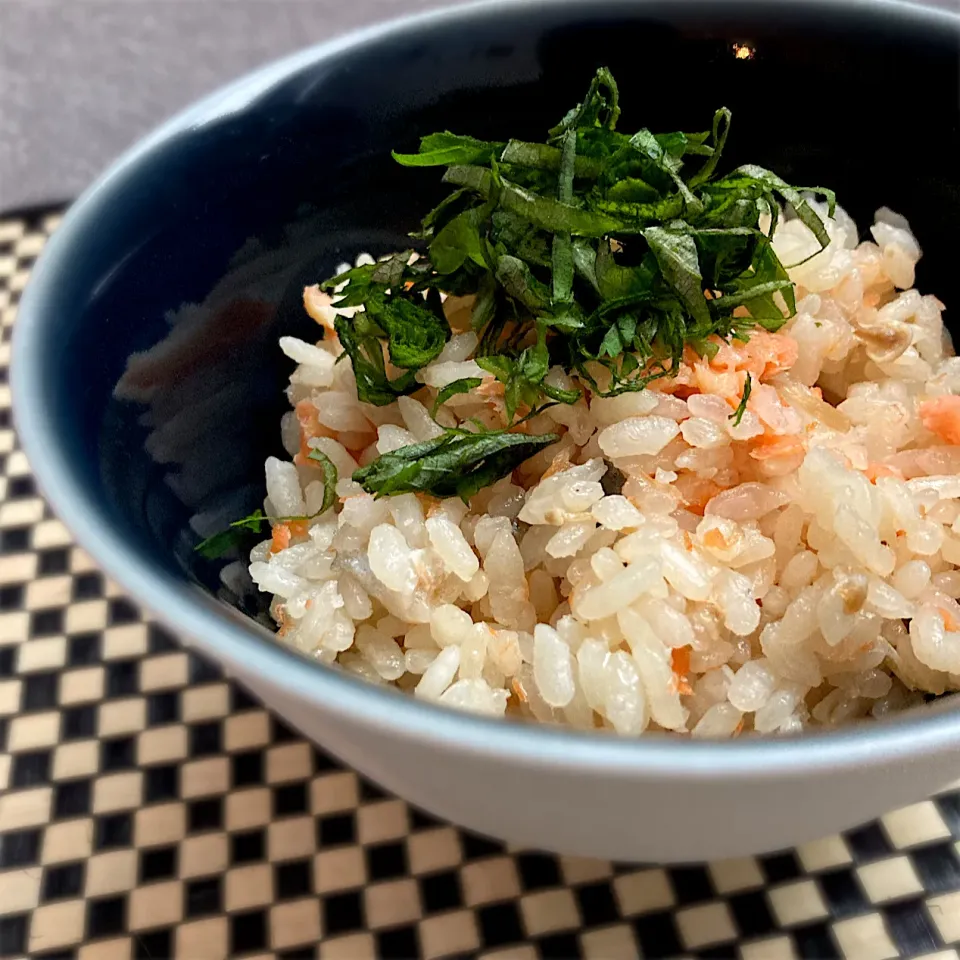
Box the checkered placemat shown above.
[2,211,960,960]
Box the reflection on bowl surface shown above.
[14,0,960,861]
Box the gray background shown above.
[0,0,957,213]
[0,0,456,212]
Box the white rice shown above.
[245,203,959,736]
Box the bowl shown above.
[14,0,960,862]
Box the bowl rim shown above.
[13,0,960,779]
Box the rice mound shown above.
[241,205,960,737]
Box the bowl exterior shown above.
[227,649,960,861]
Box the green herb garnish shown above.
[309,450,340,515]
[325,66,831,419]
[730,373,753,427]
[353,428,558,501]
[195,449,338,559]
[432,377,483,415]
[207,67,837,544]
[194,511,273,560]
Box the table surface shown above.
[2,211,960,960]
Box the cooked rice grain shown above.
[245,203,958,736]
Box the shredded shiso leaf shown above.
[198,67,835,556]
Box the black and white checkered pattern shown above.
[2,211,960,960]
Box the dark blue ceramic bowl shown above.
[14,0,960,861]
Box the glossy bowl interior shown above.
[14,0,960,860]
